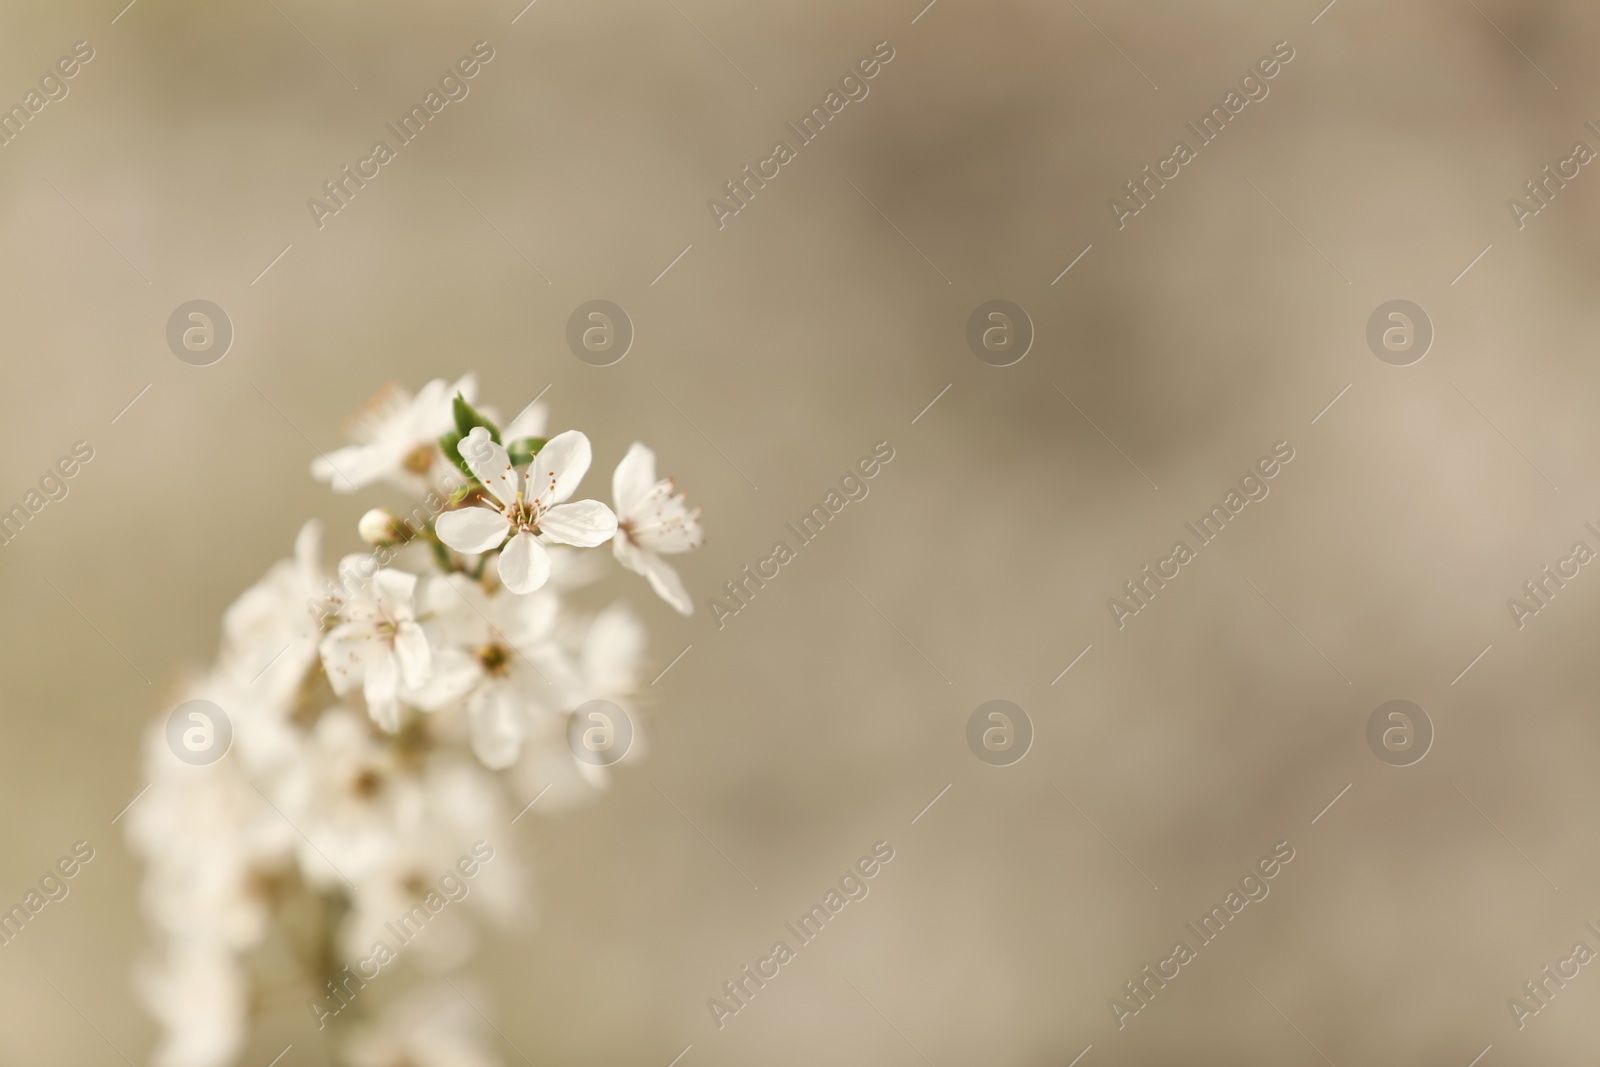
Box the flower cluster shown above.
[127,377,702,1067]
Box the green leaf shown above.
[452,393,501,443]
[440,393,503,485]
[507,437,546,469]
[439,430,475,484]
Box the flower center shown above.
[351,768,384,798]
[402,443,434,474]
[509,498,543,533]
[477,643,510,676]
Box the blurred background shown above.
[3,0,1600,1062]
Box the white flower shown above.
[515,603,646,808]
[435,428,617,595]
[611,442,702,615]
[219,520,326,706]
[312,375,476,493]
[407,575,561,769]
[338,761,521,967]
[275,708,424,887]
[319,567,432,731]
[129,719,298,949]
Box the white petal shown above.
[412,377,450,429]
[612,442,657,516]
[293,519,324,583]
[497,530,552,594]
[363,652,401,731]
[539,500,617,547]
[311,444,385,492]
[436,506,511,554]
[469,685,526,769]
[531,429,592,506]
[318,625,368,696]
[372,569,417,621]
[504,588,560,645]
[624,481,703,553]
[457,426,518,506]
[505,400,548,442]
[638,549,694,615]
[406,647,481,710]
[393,621,432,688]
[582,604,644,693]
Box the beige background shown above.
[2,0,1600,1063]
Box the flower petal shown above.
[531,429,592,506]
[406,647,481,711]
[468,684,526,769]
[582,604,644,693]
[625,544,693,615]
[623,481,703,552]
[539,500,617,547]
[311,444,388,493]
[612,442,657,517]
[393,621,432,688]
[372,568,418,621]
[457,426,519,507]
[318,624,368,696]
[504,400,549,442]
[293,519,324,587]
[498,530,552,594]
[436,506,511,554]
[363,651,401,731]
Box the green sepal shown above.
[452,393,502,442]
[507,437,546,469]
[440,393,502,484]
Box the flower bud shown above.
[358,508,401,545]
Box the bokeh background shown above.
[4,0,1600,1062]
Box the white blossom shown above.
[435,428,617,595]
[407,574,561,769]
[611,442,703,614]
[319,567,432,731]
[312,374,477,494]
[131,377,687,1067]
